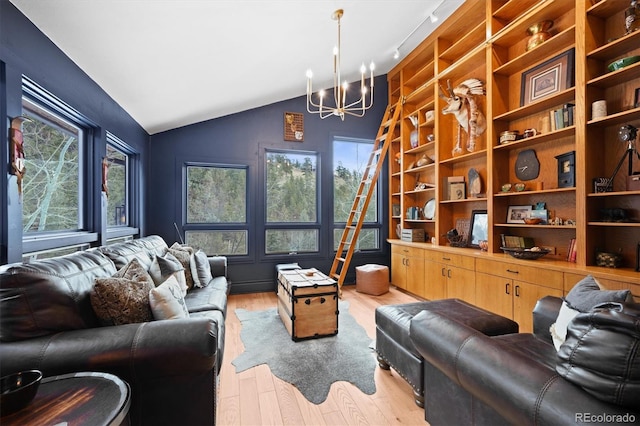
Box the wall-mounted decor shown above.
[507,205,532,224]
[555,150,575,188]
[9,116,29,197]
[284,112,304,141]
[520,48,574,107]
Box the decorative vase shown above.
[526,20,553,51]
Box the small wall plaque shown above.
[555,150,575,188]
[284,112,304,142]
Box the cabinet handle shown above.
[447,269,452,279]
[506,269,519,274]
[441,267,446,277]
[505,283,510,295]
[406,259,410,267]
[442,257,451,261]
[515,285,520,297]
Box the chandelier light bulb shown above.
[360,63,366,73]
[306,69,313,78]
[319,89,325,98]
[369,62,375,71]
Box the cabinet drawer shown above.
[392,245,424,259]
[476,258,563,290]
[424,251,475,270]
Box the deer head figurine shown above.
[439,79,486,154]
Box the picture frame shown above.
[284,112,304,141]
[635,88,640,109]
[520,48,575,107]
[467,210,488,248]
[507,205,532,224]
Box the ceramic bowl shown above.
[524,218,543,225]
[0,370,42,416]
[514,183,526,192]
[501,183,512,192]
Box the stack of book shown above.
[548,103,575,131]
[500,234,535,249]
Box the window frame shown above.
[182,162,250,257]
[332,136,383,253]
[264,148,321,256]
[20,77,98,254]
[105,132,139,240]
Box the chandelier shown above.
[306,9,375,120]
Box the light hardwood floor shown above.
[217,285,427,426]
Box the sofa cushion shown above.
[0,250,117,341]
[148,253,188,295]
[149,275,190,320]
[550,275,632,350]
[557,302,640,409]
[184,277,228,316]
[90,259,155,326]
[100,235,168,270]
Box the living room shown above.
[2,0,640,425]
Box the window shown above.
[106,137,130,227]
[184,164,248,255]
[265,151,319,254]
[333,138,380,251]
[21,97,83,234]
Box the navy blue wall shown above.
[149,80,391,293]
[0,0,149,262]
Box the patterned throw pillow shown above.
[90,259,155,326]
[149,275,190,320]
[169,243,198,290]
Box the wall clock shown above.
[515,149,540,181]
[555,150,575,188]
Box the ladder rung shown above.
[371,148,382,156]
[330,273,341,280]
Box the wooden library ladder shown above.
[329,100,401,296]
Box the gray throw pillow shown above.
[193,250,213,287]
[565,275,632,312]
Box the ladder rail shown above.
[330,101,401,294]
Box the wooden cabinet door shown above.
[391,251,406,289]
[405,255,425,298]
[423,260,447,301]
[446,266,476,305]
[513,280,563,333]
[475,272,513,320]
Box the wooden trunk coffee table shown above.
[277,268,339,341]
[2,372,131,426]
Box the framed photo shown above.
[507,205,532,224]
[284,112,304,141]
[635,88,640,109]
[520,48,575,106]
[467,210,488,248]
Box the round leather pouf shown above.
[356,264,389,296]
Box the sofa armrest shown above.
[532,295,562,343]
[0,317,217,380]
[208,256,227,278]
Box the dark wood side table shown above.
[1,372,131,426]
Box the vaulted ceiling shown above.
[11,0,464,134]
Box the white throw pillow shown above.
[549,301,580,351]
[149,275,190,320]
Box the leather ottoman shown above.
[355,264,389,295]
[375,299,518,407]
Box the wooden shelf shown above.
[587,107,640,127]
[494,88,575,121]
[493,126,575,151]
[587,222,640,227]
[440,149,487,165]
[439,21,487,62]
[494,187,576,197]
[587,30,640,61]
[587,61,640,89]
